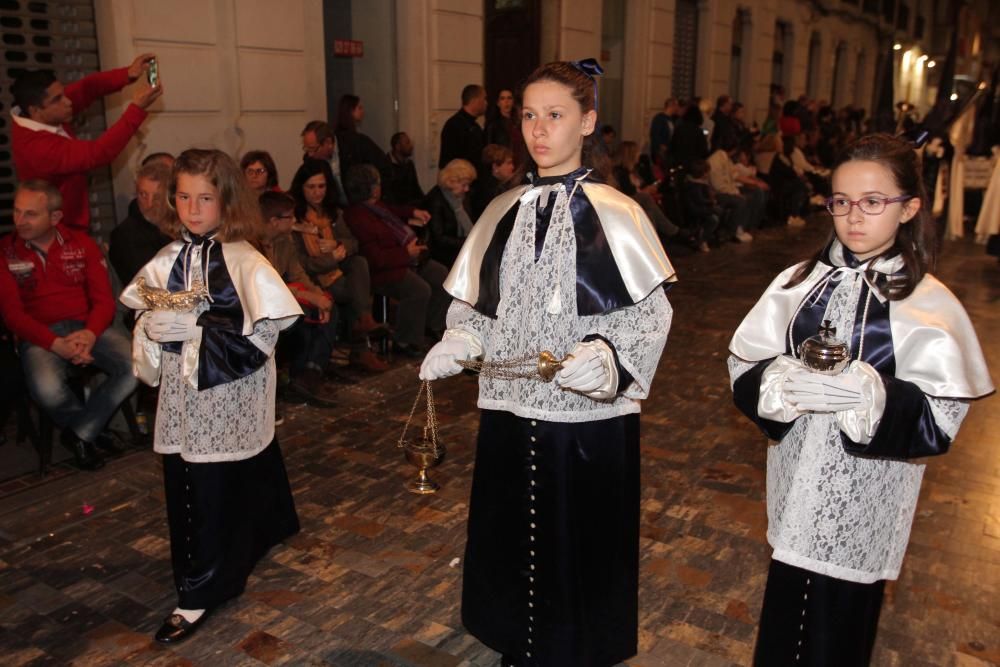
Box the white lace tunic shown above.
[728,270,969,583]
[154,314,280,463]
[448,185,672,423]
[139,239,287,463]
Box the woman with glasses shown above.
[240,150,281,195]
[727,134,992,666]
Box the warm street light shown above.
[893,43,902,50]
[950,93,959,100]
[927,60,936,68]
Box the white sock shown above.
[172,607,205,623]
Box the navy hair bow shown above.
[570,58,604,114]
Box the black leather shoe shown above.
[154,612,209,643]
[95,431,124,455]
[285,378,337,409]
[61,435,105,471]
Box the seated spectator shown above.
[382,132,425,206]
[241,150,281,195]
[11,56,162,232]
[760,101,781,138]
[0,180,137,469]
[682,160,728,252]
[342,164,449,356]
[612,141,679,242]
[707,134,761,241]
[109,161,173,287]
[790,132,832,198]
[754,132,780,176]
[289,159,388,373]
[335,95,390,178]
[730,102,755,149]
[258,191,336,406]
[469,144,516,219]
[423,158,477,267]
[301,120,349,206]
[732,148,772,216]
[142,151,175,168]
[768,136,810,227]
[779,100,802,137]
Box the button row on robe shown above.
[527,419,538,661]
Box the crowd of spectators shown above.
[0,57,871,469]
[637,90,865,250]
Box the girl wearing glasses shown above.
[728,133,992,666]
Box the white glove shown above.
[144,310,200,343]
[555,340,618,400]
[785,367,867,412]
[757,355,807,422]
[419,337,472,380]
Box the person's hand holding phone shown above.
[127,53,156,81]
[133,79,164,109]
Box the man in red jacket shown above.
[0,181,137,470]
[11,54,163,232]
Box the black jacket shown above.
[381,154,425,206]
[422,185,467,268]
[109,199,172,285]
[669,120,709,168]
[439,109,484,169]
[336,128,390,179]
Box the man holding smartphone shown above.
[11,53,163,232]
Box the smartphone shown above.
[147,58,158,88]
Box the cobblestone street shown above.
[1,219,997,667]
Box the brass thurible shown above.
[398,381,445,494]
[397,350,572,494]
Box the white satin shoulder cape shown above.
[120,239,302,387]
[444,182,677,308]
[729,262,994,400]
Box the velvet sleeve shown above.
[731,357,798,441]
[840,375,953,459]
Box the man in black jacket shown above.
[109,160,172,286]
[439,84,487,169]
[382,131,424,205]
